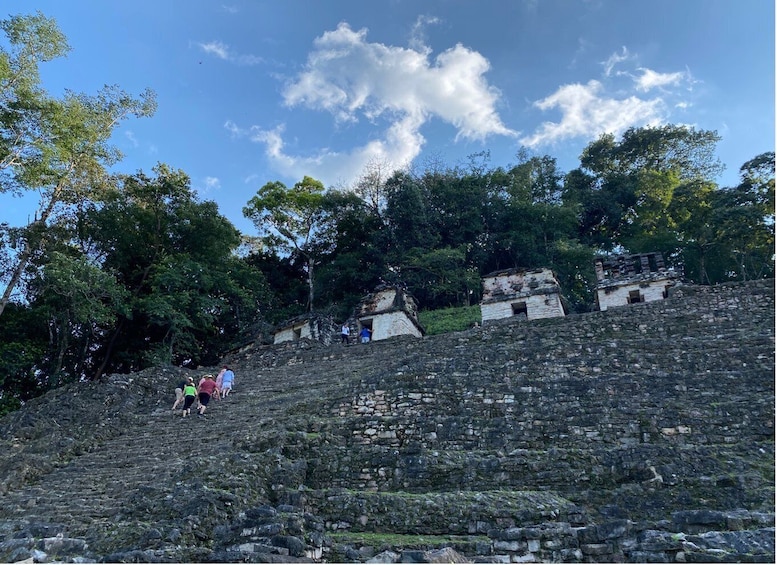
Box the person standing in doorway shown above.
[359,326,372,344]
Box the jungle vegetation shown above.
[0,13,773,413]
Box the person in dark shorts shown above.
[197,374,219,416]
[182,378,197,417]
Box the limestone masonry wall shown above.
[0,279,772,563]
[336,280,773,460]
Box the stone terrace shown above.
[0,279,773,563]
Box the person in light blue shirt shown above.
[221,366,235,397]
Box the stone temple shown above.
[480,267,566,324]
[352,284,424,342]
[594,252,680,311]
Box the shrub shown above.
[418,305,481,335]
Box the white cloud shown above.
[409,15,440,52]
[522,47,695,148]
[283,23,515,140]
[634,68,687,92]
[520,80,665,147]
[198,41,263,66]
[200,176,221,194]
[224,120,241,137]
[232,22,515,186]
[229,117,423,187]
[199,41,229,60]
[124,130,139,147]
[601,46,633,77]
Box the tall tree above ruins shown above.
[0,11,156,317]
[243,176,330,312]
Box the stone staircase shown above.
[0,279,773,562]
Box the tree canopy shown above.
[0,11,773,415]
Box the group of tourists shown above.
[341,323,372,345]
[171,365,235,417]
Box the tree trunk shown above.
[93,317,124,381]
[0,171,71,318]
[0,241,34,317]
[307,258,315,312]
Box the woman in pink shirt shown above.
[214,367,226,399]
[197,374,219,416]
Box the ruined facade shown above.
[480,267,565,324]
[595,252,680,311]
[354,285,424,342]
[272,313,338,345]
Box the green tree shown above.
[83,165,269,376]
[243,176,329,312]
[32,250,128,379]
[0,12,156,316]
[0,302,47,415]
[580,125,723,180]
[667,178,719,284]
[396,246,481,308]
[709,152,775,281]
[313,189,386,318]
[568,125,723,256]
[383,171,438,252]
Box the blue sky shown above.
[2,0,774,235]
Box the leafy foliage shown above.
[0,10,772,413]
[418,304,482,335]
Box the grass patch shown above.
[419,305,481,335]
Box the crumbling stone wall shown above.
[595,252,680,311]
[0,279,771,564]
[481,267,565,322]
[353,285,424,341]
[273,313,338,345]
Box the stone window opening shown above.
[511,301,528,319]
[359,318,374,332]
[628,290,643,304]
[292,327,302,340]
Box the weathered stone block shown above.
[580,543,612,556]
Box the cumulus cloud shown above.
[283,23,515,140]
[234,22,515,186]
[520,80,665,148]
[409,15,440,52]
[227,117,424,187]
[198,41,263,66]
[521,47,694,148]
